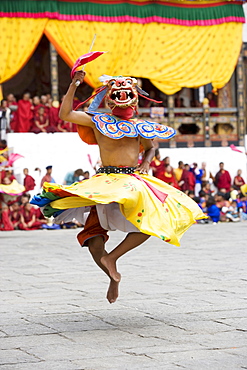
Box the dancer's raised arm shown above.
[59,71,93,127]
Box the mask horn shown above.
[136,85,149,96]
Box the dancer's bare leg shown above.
[88,236,119,303]
[101,232,150,282]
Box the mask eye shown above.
[109,80,115,86]
[126,79,132,85]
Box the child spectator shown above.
[206,196,220,224]
[225,200,240,222]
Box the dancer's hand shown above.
[72,71,86,85]
[136,160,150,175]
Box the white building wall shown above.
[7,133,247,188]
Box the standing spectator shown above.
[150,149,165,180]
[31,96,42,115]
[40,95,50,115]
[6,93,18,131]
[40,166,55,187]
[206,92,217,108]
[0,100,11,139]
[233,169,245,191]
[15,92,33,132]
[49,101,60,132]
[200,162,214,187]
[174,161,184,183]
[23,168,36,192]
[179,164,195,193]
[214,162,231,192]
[161,165,179,188]
[64,169,84,185]
[190,163,203,196]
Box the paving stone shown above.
[0,223,246,369]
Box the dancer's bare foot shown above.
[101,256,121,282]
[107,279,119,304]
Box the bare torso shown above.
[93,128,140,167]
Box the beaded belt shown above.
[96,166,136,174]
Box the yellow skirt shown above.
[37,172,205,247]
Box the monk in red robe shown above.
[150,149,165,180]
[15,92,33,132]
[23,168,36,192]
[19,203,43,230]
[214,162,232,192]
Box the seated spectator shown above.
[18,193,31,209]
[82,171,90,180]
[233,169,245,191]
[30,106,49,133]
[19,203,43,230]
[225,200,240,222]
[57,119,77,133]
[206,196,220,224]
[64,169,84,185]
[35,207,48,225]
[198,190,207,211]
[9,201,21,229]
[215,192,230,222]
[0,203,14,231]
[0,168,15,184]
[201,182,213,196]
[237,194,247,221]
[230,185,239,201]
[187,190,195,199]
[23,168,36,192]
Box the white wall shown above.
[7,133,100,187]
[6,133,247,188]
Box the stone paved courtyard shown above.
[0,222,247,369]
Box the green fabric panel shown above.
[43,204,62,218]
[0,1,244,21]
[40,190,61,201]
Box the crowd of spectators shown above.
[0,89,218,138]
[0,92,83,136]
[1,137,247,231]
[0,139,91,231]
[150,149,247,224]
